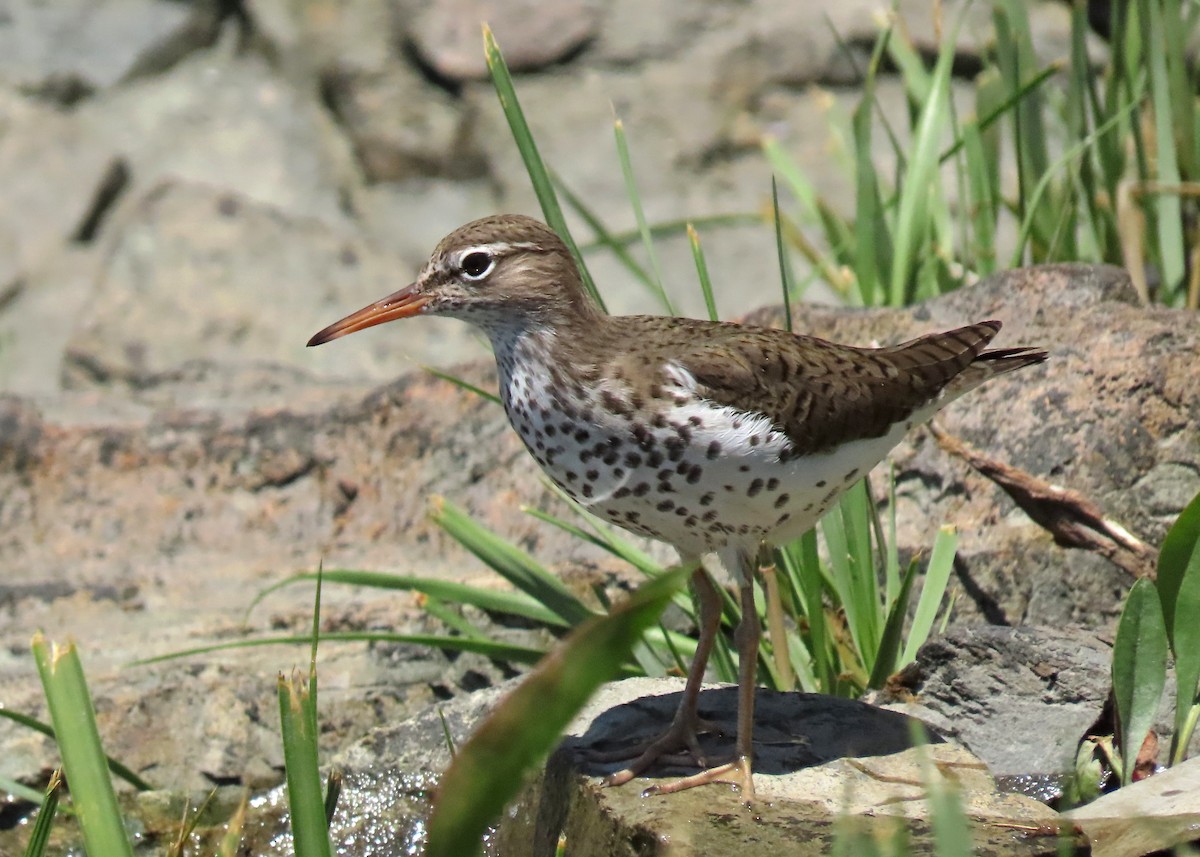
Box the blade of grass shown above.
[431,497,595,626]
[612,115,675,315]
[130,632,551,667]
[867,557,919,690]
[482,24,604,311]
[901,525,958,666]
[1143,0,1186,301]
[424,565,689,857]
[686,224,719,321]
[250,570,567,628]
[771,177,794,332]
[21,769,62,857]
[1111,578,1168,785]
[278,671,332,857]
[31,634,134,857]
[889,19,955,305]
[421,367,501,405]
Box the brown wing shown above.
[672,321,1005,456]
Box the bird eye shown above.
[460,250,494,280]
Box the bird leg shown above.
[642,548,758,801]
[598,563,724,783]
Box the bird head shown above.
[307,215,595,347]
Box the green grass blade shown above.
[31,634,134,857]
[1111,578,1169,785]
[250,570,567,628]
[483,25,604,311]
[901,525,958,666]
[1143,0,1186,300]
[421,367,501,405]
[424,565,689,857]
[866,557,918,690]
[687,224,719,321]
[130,632,550,666]
[278,672,332,857]
[888,24,955,305]
[422,594,489,640]
[21,769,62,857]
[613,115,675,315]
[431,497,596,626]
[553,172,658,294]
[770,177,794,332]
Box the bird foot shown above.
[589,715,724,783]
[641,754,755,802]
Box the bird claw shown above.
[640,755,756,803]
[590,715,723,785]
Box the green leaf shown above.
[0,706,152,792]
[251,570,567,628]
[424,565,689,857]
[483,25,604,312]
[1111,578,1168,785]
[1156,489,1200,640]
[21,770,61,857]
[901,526,958,666]
[867,556,919,690]
[278,672,332,857]
[613,115,675,315]
[31,635,135,857]
[431,497,596,626]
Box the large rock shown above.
[0,0,220,98]
[60,180,482,388]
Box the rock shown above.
[884,625,1200,789]
[1064,756,1200,857]
[408,0,602,82]
[332,676,1059,857]
[76,33,362,228]
[321,60,487,183]
[0,0,221,98]
[0,89,125,288]
[60,180,481,388]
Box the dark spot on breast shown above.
[614,486,631,498]
[647,449,665,467]
[706,441,722,460]
[775,493,790,508]
[739,465,751,473]
[747,478,764,497]
[614,467,625,478]
[749,435,760,447]
[844,468,860,482]
[816,480,827,488]
[687,466,703,484]
[565,471,577,482]
[586,469,599,481]
[625,452,643,467]
[657,499,675,512]
[702,510,718,522]
[575,429,590,443]
[582,484,593,498]
[700,492,715,506]
[625,510,641,522]
[545,425,557,437]
[633,482,651,497]
[767,478,779,491]
[688,416,703,427]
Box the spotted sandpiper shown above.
[308,214,1047,800]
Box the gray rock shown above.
[332,676,1057,857]
[60,180,481,387]
[322,60,487,183]
[0,89,125,288]
[76,33,362,228]
[408,0,602,81]
[0,0,220,97]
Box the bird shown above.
[307,214,1047,800]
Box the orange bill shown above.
[307,283,428,346]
